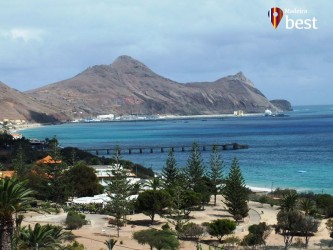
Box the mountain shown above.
[0,81,66,123]
[270,99,293,111]
[26,55,281,119]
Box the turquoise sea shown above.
[20,105,333,194]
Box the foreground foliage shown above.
[0,178,35,250]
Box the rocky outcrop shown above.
[270,99,293,111]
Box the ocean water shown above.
[20,105,333,194]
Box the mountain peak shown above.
[228,71,254,87]
[111,55,153,74]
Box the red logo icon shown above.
[268,7,284,29]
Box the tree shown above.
[300,198,315,216]
[135,190,172,223]
[65,161,103,197]
[276,210,319,248]
[276,210,303,248]
[0,178,35,250]
[242,222,271,247]
[133,229,179,250]
[166,186,201,234]
[184,142,205,189]
[194,177,212,210]
[298,215,319,247]
[12,144,28,178]
[162,149,178,188]
[105,238,117,250]
[222,158,249,222]
[145,177,163,190]
[279,191,298,212]
[18,223,72,249]
[179,222,205,249]
[106,146,134,237]
[208,145,224,206]
[207,219,236,242]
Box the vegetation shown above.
[104,238,118,250]
[65,211,87,230]
[242,222,271,247]
[135,190,172,223]
[3,135,333,249]
[18,223,72,249]
[105,147,135,236]
[65,161,103,197]
[208,145,224,206]
[207,219,236,242]
[133,229,179,250]
[161,149,178,188]
[222,158,249,222]
[184,142,206,190]
[0,178,35,250]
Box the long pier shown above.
[83,143,249,155]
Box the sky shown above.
[0,0,332,105]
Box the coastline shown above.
[11,123,44,133]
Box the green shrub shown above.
[65,211,87,230]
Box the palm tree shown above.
[279,191,298,212]
[145,177,163,190]
[0,178,35,250]
[105,238,118,250]
[18,223,71,249]
[300,198,315,215]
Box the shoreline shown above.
[11,123,44,133]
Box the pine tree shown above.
[106,146,133,237]
[222,158,249,222]
[208,145,224,206]
[184,142,205,189]
[161,149,178,188]
[12,144,27,178]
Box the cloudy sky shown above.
[0,0,332,105]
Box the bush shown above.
[162,223,171,231]
[65,211,87,230]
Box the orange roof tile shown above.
[36,155,62,164]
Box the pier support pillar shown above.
[161,147,164,153]
[182,146,185,152]
[129,149,132,154]
[150,148,153,153]
[140,148,142,154]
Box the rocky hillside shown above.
[270,99,293,111]
[26,55,281,118]
[0,81,67,123]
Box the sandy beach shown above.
[23,195,332,250]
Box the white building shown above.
[96,114,115,121]
[90,165,137,187]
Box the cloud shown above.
[9,28,43,42]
